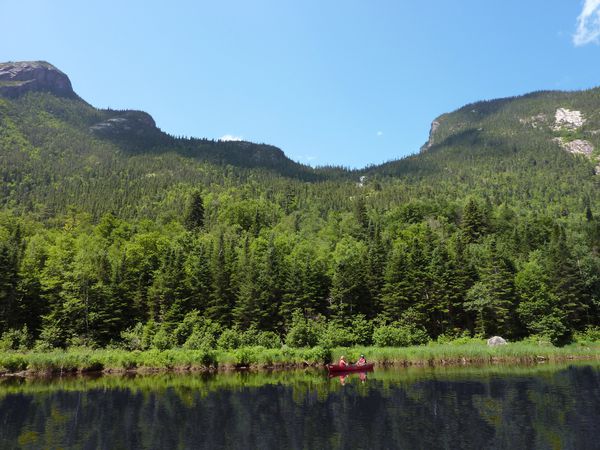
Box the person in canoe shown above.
[339,355,348,368]
[356,354,367,366]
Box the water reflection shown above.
[329,371,370,385]
[0,364,599,449]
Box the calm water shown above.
[1,364,600,449]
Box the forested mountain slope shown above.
[0,61,323,219]
[363,89,600,212]
[0,61,599,351]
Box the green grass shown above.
[0,341,599,376]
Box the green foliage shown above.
[0,85,599,352]
[318,322,357,348]
[0,326,31,351]
[303,346,332,364]
[183,190,205,231]
[285,311,324,348]
[0,353,27,372]
[573,326,600,345]
[372,323,430,347]
[152,327,175,351]
[216,328,243,350]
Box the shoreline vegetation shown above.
[1,341,600,377]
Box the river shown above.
[1,363,599,449]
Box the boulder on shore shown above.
[487,336,507,347]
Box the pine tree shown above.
[465,239,515,337]
[0,233,20,333]
[380,244,412,323]
[353,196,369,232]
[184,239,212,314]
[329,239,370,323]
[546,225,590,328]
[365,227,387,316]
[207,233,235,326]
[184,190,205,231]
[461,198,487,243]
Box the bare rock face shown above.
[420,119,441,152]
[553,138,594,157]
[90,111,157,137]
[553,108,585,130]
[487,336,507,347]
[0,61,75,98]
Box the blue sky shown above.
[3,0,600,168]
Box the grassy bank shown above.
[1,341,600,376]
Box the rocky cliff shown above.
[0,61,76,98]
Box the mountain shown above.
[1,61,598,221]
[368,88,600,176]
[0,61,75,99]
[0,61,599,349]
[0,61,321,216]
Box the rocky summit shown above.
[0,61,75,98]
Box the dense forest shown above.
[1,64,600,351]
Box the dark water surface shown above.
[1,364,600,449]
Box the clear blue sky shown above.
[3,0,600,168]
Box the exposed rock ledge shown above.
[553,137,594,157]
[90,111,157,137]
[420,119,441,152]
[0,61,75,98]
[553,108,585,130]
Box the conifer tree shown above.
[184,190,205,231]
[207,233,235,326]
[461,198,487,242]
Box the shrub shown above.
[240,327,281,349]
[372,323,430,347]
[173,311,221,346]
[37,324,65,350]
[573,326,600,345]
[199,350,217,368]
[303,346,331,364]
[119,354,138,370]
[521,334,553,346]
[436,330,475,345]
[181,317,222,350]
[152,327,174,350]
[217,328,243,350]
[351,314,374,346]
[183,330,211,350]
[234,347,260,366]
[79,357,104,372]
[285,310,324,348]
[0,354,27,373]
[318,322,356,348]
[120,323,145,351]
[0,326,31,351]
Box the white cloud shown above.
[295,155,317,163]
[573,0,600,46]
[376,131,383,137]
[219,134,243,141]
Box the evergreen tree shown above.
[546,226,591,328]
[461,198,487,243]
[380,243,412,323]
[207,233,235,326]
[183,190,205,231]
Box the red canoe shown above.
[327,363,374,374]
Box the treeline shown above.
[0,189,598,351]
[1,86,600,351]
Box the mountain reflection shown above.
[0,364,599,449]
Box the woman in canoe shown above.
[339,356,348,368]
[356,354,367,366]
